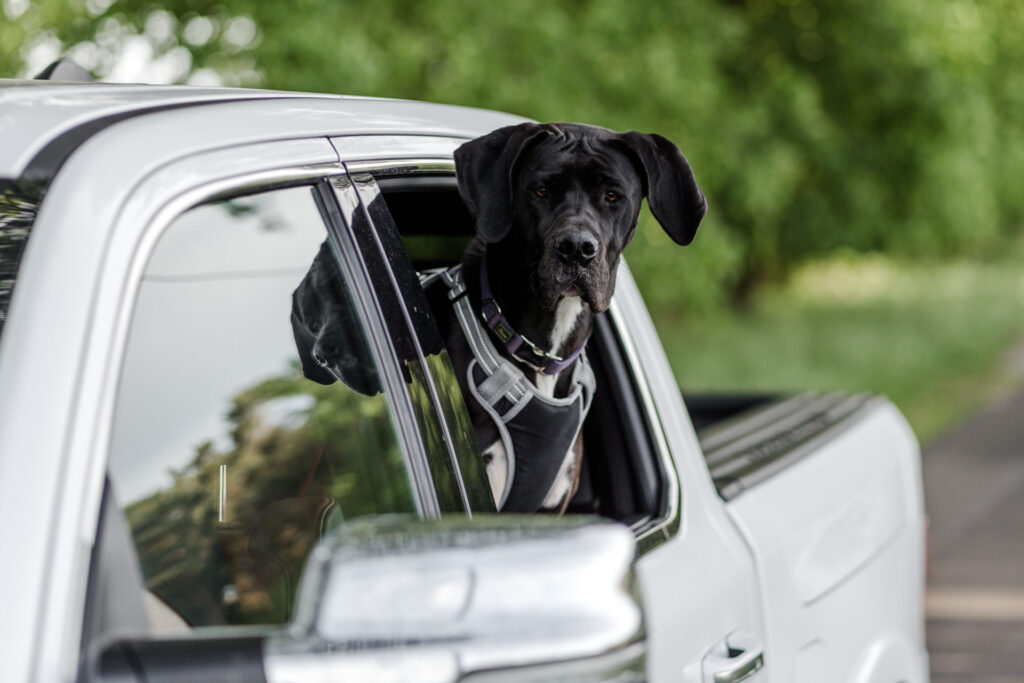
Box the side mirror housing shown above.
[89,516,646,683]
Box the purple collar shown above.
[478,250,586,375]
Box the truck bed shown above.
[684,392,879,500]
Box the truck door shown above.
[701,395,928,682]
[599,270,769,683]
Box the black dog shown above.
[291,240,380,396]
[444,122,707,512]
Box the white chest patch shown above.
[483,441,508,507]
[534,295,584,397]
[550,295,584,354]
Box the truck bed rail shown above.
[696,392,880,500]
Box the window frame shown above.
[337,158,682,551]
[104,172,446,517]
[78,145,482,663]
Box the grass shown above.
[651,250,1024,444]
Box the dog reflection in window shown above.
[290,241,380,396]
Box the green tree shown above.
[5,0,1024,312]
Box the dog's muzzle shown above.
[539,234,612,311]
[555,232,598,267]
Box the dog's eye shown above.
[605,191,619,203]
[534,186,548,198]
[310,320,322,333]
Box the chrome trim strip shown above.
[218,464,227,523]
[608,296,680,554]
[330,135,461,176]
[331,135,464,165]
[344,158,457,176]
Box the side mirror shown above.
[90,516,646,683]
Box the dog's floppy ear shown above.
[290,306,336,386]
[620,132,708,246]
[455,123,549,243]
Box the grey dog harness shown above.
[422,265,596,511]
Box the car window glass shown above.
[107,185,415,629]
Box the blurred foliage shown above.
[4,0,1024,312]
[666,246,1024,441]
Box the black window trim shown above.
[349,169,497,513]
[337,159,499,515]
[316,174,473,515]
[307,178,444,517]
[342,162,504,516]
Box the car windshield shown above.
[0,179,40,343]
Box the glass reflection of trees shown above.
[0,180,40,338]
[126,363,411,626]
[109,188,421,628]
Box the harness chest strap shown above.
[422,265,596,511]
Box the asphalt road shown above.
[924,390,1024,682]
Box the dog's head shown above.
[455,122,707,312]
[291,241,380,396]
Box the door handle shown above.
[702,631,764,683]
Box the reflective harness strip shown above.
[421,265,596,512]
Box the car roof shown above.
[0,80,523,180]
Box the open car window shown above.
[372,169,673,535]
[105,185,416,629]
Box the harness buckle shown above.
[480,299,502,325]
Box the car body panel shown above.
[725,402,928,682]
[0,82,523,179]
[0,82,290,178]
[608,268,766,682]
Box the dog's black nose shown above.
[556,233,598,266]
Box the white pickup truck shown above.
[0,77,929,683]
